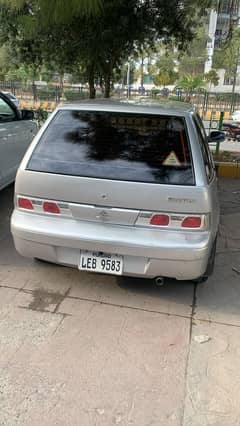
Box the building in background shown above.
[205,0,240,92]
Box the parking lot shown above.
[0,178,240,426]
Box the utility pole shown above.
[204,7,218,73]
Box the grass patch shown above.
[213,150,240,162]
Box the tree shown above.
[175,74,206,101]
[0,0,215,98]
[0,0,102,26]
[150,53,179,87]
[204,69,219,87]
[213,28,240,82]
[213,28,240,110]
[178,25,208,75]
[0,44,10,79]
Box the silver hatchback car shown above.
[11,100,224,282]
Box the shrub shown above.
[37,88,58,100]
[64,90,89,101]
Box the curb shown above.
[216,162,240,178]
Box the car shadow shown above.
[116,275,194,310]
[0,183,15,239]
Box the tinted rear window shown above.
[27,110,194,185]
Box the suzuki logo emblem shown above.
[96,210,109,221]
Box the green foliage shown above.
[213,49,225,69]
[0,0,102,27]
[114,62,136,86]
[204,69,219,86]
[212,150,240,163]
[0,0,217,99]
[151,88,161,96]
[34,107,48,127]
[37,88,57,100]
[213,28,240,79]
[168,95,185,102]
[64,90,89,101]
[150,53,178,87]
[0,45,10,79]
[4,64,39,83]
[214,93,240,102]
[176,74,206,100]
[178,25,208,75]
[176,74,206,91]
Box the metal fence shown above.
[0,81,90,103]
[187,92,240,114]
[1,81,240,115]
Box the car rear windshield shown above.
[27,110,194,185]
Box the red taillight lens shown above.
[43,201,60,214]
[181,216,202,228]
[150,214,170,226]
[18,197,34,210]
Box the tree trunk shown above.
[104,74,111,98]
[140,55,144,88]
[32,81,37,101]
[59,72,64,99]
[99,77,104,94]
[88,66,96,99]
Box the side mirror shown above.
[21,109,34,120]
[208,130,225,143]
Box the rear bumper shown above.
[11,210,214,280]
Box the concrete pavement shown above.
[0,179,240,426]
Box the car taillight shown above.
[136,211,207,230]
[17,196,70,216]
[43,201,60,214]
[150,214,170,226]
[181,216,202,228]
[18,197,34,210]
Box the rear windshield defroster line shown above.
[27,110,195,186]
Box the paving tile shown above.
[183,320,240,426]
[0,266,32,289]
[0,287,19,307]
[0,301,190,426]
[195,252,240,326]
[0,298,63,367]
[69,271,194,318]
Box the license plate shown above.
[79,251,123,275]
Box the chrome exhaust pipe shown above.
[155,277,165,286]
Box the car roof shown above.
[58,99,194,116]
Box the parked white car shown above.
[0,92,38,190]
[2,91,20,110]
